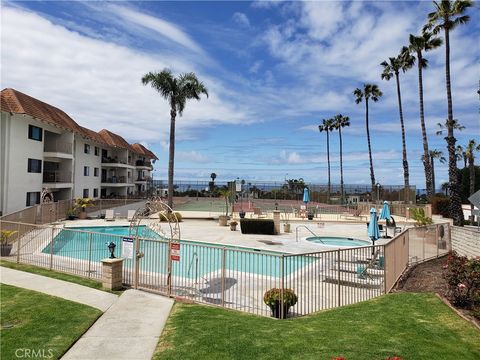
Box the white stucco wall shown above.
[451,226,480,258]
[73,135,102,199]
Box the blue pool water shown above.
[43,226,312,278]
[306,236,371,247]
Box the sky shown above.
[1,1,479,189]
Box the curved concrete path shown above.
[1,267,174,360]
[1,267,117,311]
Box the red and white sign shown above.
[171,243,180,261]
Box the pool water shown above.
[306,236,371,247]
[42,226,312,278]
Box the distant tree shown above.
[408,31,443,195]
[353,84,383,191]
[464,139,480,221]
[456,145,467,169]
[333,114,350,204]
[142,69,208,210]
[424,0,472,226]
[381,48,414,203]
[319,119,335,203]
[425,149,446,193]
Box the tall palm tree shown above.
[319,118,335,203]
[456,145,467,169]
[464,139,480,221]
[142,69,208,210]
[381,49,414,203]
[408,32,443,196]
[429,149,446,193]
[424,0,472,226]
[333,114,350,204]
[353,84,383,192]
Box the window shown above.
[27,159,42,173]
[26,192,40,206]
[28,125,43,141]
[83,189,89,198]
[94,167,99,177]
[84,166,89,176]
[93,188,98,198]
[94,147,99,156]
[84,144,90,154]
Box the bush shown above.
[430,196,450,218]
[159,212,183,222]
[410,208,433,226]
[263,288,298,307]
[240,219,275,235]
[443,251,480,309]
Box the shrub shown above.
[263,288,298,307]
[410,208,433,226]
[430,196,450,218]
[240,218,275,235]
[159,212,183,222]
[443,251,480,309]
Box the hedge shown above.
[240,218,275,235]
[430,196,450,218]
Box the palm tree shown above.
[441,181,450,196]
[408,32,443,196]
[424,0,472,226]
[464,139,480,221]
[319,118,335,203]
[456,145,467,169]
[381,49,414,203]
[353,84,383,192]
[428,149,446,193]
[333,114,350,205]
[142,69,208,210]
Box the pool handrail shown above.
[295,225,325,244]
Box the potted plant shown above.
[218,188,231,226]
[66,208,76,220]
[307,211,314,220]
[75,198,94,219]
[230,221,238,231]
[263,288,298,319]
[239,211,246,219]
[1,230,17,256]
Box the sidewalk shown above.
[63,290,174,360]
[0,267,117,311]
[1,267,174,360]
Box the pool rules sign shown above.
[171,243,180,261]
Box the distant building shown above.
[0,88,158,215]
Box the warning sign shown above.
[122,237,134,259]
[171,243,180,261]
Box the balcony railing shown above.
[135,160,152,167]
[102,176,127,184]
[43,171,72,183]
[44,141,73,154]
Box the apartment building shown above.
[0,88,157,215]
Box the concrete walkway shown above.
[0,267,117,311]
[63,290,174,360]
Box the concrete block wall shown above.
[451,226,480,258]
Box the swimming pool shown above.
[42,226,312,278]
[305,236,371,247]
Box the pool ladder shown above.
[295,225,325,244]
[187,252,199,284]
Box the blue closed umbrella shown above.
[303,187,310,204]
[368,207,380,253]
[380,201,391,238]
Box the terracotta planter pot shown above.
[78,211,87,219]
[219,215,229,226]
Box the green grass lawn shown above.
[0,284,101,359]
[155,293,480,360]
[0,260,123,295]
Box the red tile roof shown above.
[1,88,157,159]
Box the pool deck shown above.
[61,211,414,254]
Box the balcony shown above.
[134,176,152,184]
[43,171,73,188]
[44,141,73,159]
[101,157,135,169]
[135,160,153,169]
[101,176,134,187]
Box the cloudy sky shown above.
[1,1,478,189]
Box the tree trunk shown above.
[327,131,331,204]
[444,27,464,226]
[365,99,376,192]
[469,157,475,222]
[417,51,433,196]
[167,108,176,211]
[339,127,344,205]
[395,72,409,204]
[430,155,436,194]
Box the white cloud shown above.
[232,12,250,28]
[176,151,209,163]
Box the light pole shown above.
[375,182,381,205]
